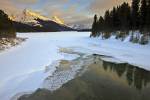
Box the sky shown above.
[0,0,131,25]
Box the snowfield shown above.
[0,32,150,100]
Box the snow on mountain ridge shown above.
[8,9,66,26]
[52,16,64,25]
[23,9,50,21]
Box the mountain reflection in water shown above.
[19,54,150,100]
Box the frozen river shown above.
[0,32,150,100]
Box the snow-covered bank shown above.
[0,38,25,52]
[84,35,150,69]
[0,32,150,100]
[0,32,89,100]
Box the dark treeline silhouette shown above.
[0,10,16,38]
[91,0,150,44]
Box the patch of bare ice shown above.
[41,48,91,91]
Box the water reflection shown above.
[19,54,150,100]
[102,58,150,90]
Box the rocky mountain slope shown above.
[9,9,73,32]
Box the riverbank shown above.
[0,32,150,100]
[0,38,26,52]
[18,54,150,100]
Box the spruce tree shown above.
[91,0,150,41]
[119,2,131,31]
[140,0,147,31]
[0,10,16,38]
[91,14,98,37]
[131,0,140,30]
[98,16,104,34]
[104,10,111,31]
[112,7,120,31]
[146,0,150,31]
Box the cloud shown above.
[67,17,93,28]
[45,0,131,25]
[35,1,92,26]
[40,0,91,24]
[13,0,38,4]
[0,0,132,26]
[42,0,131,24]
[0,0,21,15]
[89,0,131,16]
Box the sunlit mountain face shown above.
[5,9,73,32]
[8,15,16,21]
[8,9,65,26]
[52,16,65,25]
[23,9,50,21]
[9,9,51,22]
[24,10,65,25]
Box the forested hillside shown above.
[0,10,16,38]
[91,0,150,44]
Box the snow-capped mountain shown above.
[9,9,65,27]
[67,17,92,30]
[20,9,49,27]
[68,24,91,30]
[52,16,64,25]
[23,9,50,21]
[8,9,73,32]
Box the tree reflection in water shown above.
[19,54,150,100]
[102,58,150,90]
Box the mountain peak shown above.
[23,9,50,21]
[52,16,65,25]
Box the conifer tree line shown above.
[0,10,16,38]
[91,0,150,44]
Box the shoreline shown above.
[0,37,26,52]
[18,54,150,100]
[0,32,149,100]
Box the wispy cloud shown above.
[89,0,131,16]
[14,0,38,4]
[0,0,21,14]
